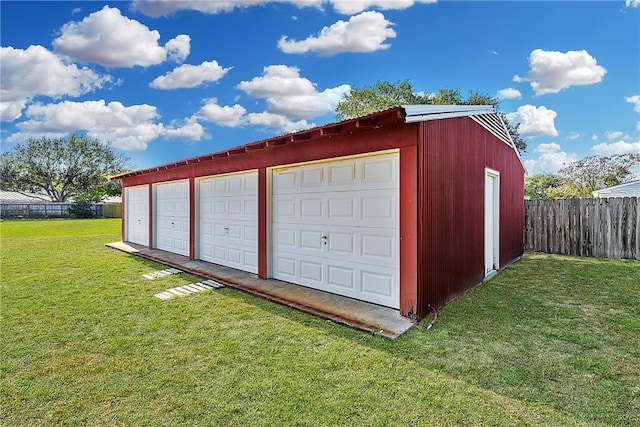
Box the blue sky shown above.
[1,0,639,175]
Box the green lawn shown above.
[1,219,638,426]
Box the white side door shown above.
[125,185,149,246]
[198,171,258,273]
[155,180,190,256]
[271,151,400,308]
[485,169,500,276]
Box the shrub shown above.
[68,198,95,218]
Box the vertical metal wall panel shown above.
[417,117,524,315]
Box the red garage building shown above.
[113,105,524,321]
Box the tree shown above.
[334,80,526,153]
[524,174,562,199]
[335,80,430,120]
[549,154,640,198]
[0,134,130,202]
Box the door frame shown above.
[484,168,500,277]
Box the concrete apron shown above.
[107,242,416,339]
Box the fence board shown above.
[524,197,639,260]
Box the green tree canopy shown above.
[0,134,130,202]
[334,80,526,153]
[547,154,640,198]
[524,174,562,199]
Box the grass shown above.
[1,218,638,426]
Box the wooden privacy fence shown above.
[524,197,639,260]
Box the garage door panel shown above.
[155,181,190,256]
[361,270,395,299]
[272,251,398,307]
[274,223,397,267]
[271,152,399,308]
[198,171,258,273]
[327,266,354,290]
[273,192,397,228]
[300,260,323,285]
[125,186,149,246]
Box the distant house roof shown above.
[592,180,640,198]
[0,190,51,203]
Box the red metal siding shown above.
[417,117,524,316]
[119,111,524,320]
[399,145,418,317]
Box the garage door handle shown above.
[321,235,328,245]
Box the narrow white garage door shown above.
[199,171,258,273]
[125,185,149,247]
[155,180,190,256]
[272,151,399,308]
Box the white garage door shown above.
[199,171,258,273]
[272,151,400,308]
[155,180,190,256]
[125,185,149,247]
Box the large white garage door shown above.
[155,180,190,256]
[272,151,399,308]
[125,185,149,247]
[199,171,258,273]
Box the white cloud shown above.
[278,11,396,56]
[513,49,607,96]
[130,0,433,17]
[150,60,232,89]
[329,0,436,14]
[266,85,350,118]
[568,132,580,140]
[164,34,191,63]
[245,112,315,133]
[592,140,640,156]
[506,105,558,138]
[534,142,561,154]
[496,87,521,100]
[523,142,578,175]
[626,94,640,113]
[626,0,640,7]
[237,65,316,97]
[7,100,204,151]
[52,6,190,67]
[0,45,111,121]
[196,99,247,127]
[605,130,625,142]
[237,65,350,119]
[163,116,207,140]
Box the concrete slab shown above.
[106,241,416,339]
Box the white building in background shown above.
[592,180,640,198]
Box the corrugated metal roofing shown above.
[402,104,495,122]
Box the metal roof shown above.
[0,190,51,203]
[112,105,518,180]
[402,104,495,122]
[592,180,640,198]
[402,104,516,150]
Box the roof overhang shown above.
[112,104,522,180]
[402,104,496,122]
